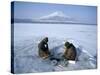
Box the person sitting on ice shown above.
[38,37,50,59]
[63,41,77,61]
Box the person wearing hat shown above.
[38,37,50,59]
[63,41,77,61]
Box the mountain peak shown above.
[39,11,68,19]
[50,11,66,17]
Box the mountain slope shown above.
[38,11,74,22]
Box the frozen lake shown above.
[13,23,97,73]
[14,23,97,55]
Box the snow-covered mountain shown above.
[38,11,75,22]
[13,11,96,25]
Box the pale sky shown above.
[11,1,97,24]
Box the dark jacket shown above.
[38,37,50,58]
[38,40,48,51]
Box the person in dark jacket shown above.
[63,41,77,61]
[38,37,50,59]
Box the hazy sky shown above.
[12,1,97,24]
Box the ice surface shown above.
[13,23,97,73]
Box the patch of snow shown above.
[39,11,70,19]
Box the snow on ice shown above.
[13,23,97,73]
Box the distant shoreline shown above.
[11,18,97,25]
[11,21,97,25]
